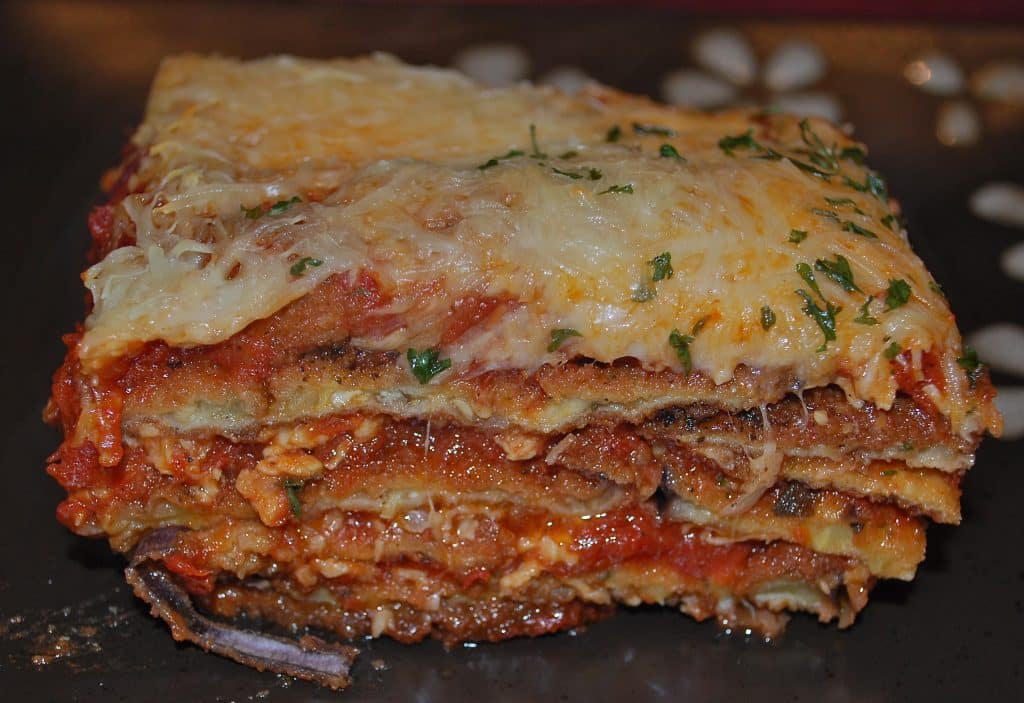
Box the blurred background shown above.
[2,2,1022,701]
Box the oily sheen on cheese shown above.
[81,54,973,433]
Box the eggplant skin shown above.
[125,527,359,689]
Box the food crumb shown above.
[370,657,389,671]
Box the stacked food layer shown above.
[46,55,999,684]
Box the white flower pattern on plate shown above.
[662,30,841,123]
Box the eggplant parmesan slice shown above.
[45,54,1000,687]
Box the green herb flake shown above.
[797,119,840,175]
[881,213,904,232]
[789,229,808,244]
[667,317,708,376]
[606,125,622,143]
[529,124,547,158]
[289,256,323,277]
[796,262,824,299]
[814,255,862,293]
[899,441,914,452]
[811,208,840,221]
[648,252,673,281]
[884,279,912,310]
[956,346,984,387]
[843,172,888,201]
[551,165,601,181]
[406,347,452,384]
[659,143,685,161]
[242,195,301,219]
[269,196,302,216]
[787,156,835,180]
[882,469,898,477]
[853,297,879,325]
[842,220,878,239]
[839,146,867,164]
[825,197,865,214]
[718,129,758,156]
[552,167,583,180]
[599,184,634,195]
[547,328,582,352]
[281,479,304,518]
[668,329,695,374]
[884,341,903,359]
[760,305,776,331]
[796,289,840,351]
[478,149,525,170]
[633,122,675,137]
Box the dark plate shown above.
[2,3,1022,701]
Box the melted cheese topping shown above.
[81,54,986,435]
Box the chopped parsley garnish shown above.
[882,469,898,477]
[812,207,877,238]
[814,255,861,293]
[559,150,578,159]
[242,195,301,219]
[406,348,452,384]
[289,256,323,277]
[825,197,865,214]
[842,220,878,239]
[811,207,840,221]
[529,124,547,158]
[668,317,709,375]
[547,328,582,352]
[881,213,904,232]
[633,122,676,137]
[789,229,808,244]
[785,156,835,180]
[718,129,759,156]
[796,262,824,299]
[839,146,866,164]
[659,144,685,161]
[853,296,879,325]
[281,479,304,518]
[900,441,914,452]
[796,289,840,351]
[843,172,888,201]
[884,279,912,310]
[599,184,634,194]
[761,305,776,331]
[884,341,903,359]
[956,346,984,387]
[606,125,622,143]
[797,119,840,175]
[648,252,673,281]
[552,167,583,180]
[716,122,835,179]
[552,166,601,180]
[478,149,524,170]
[269,196,302,216]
